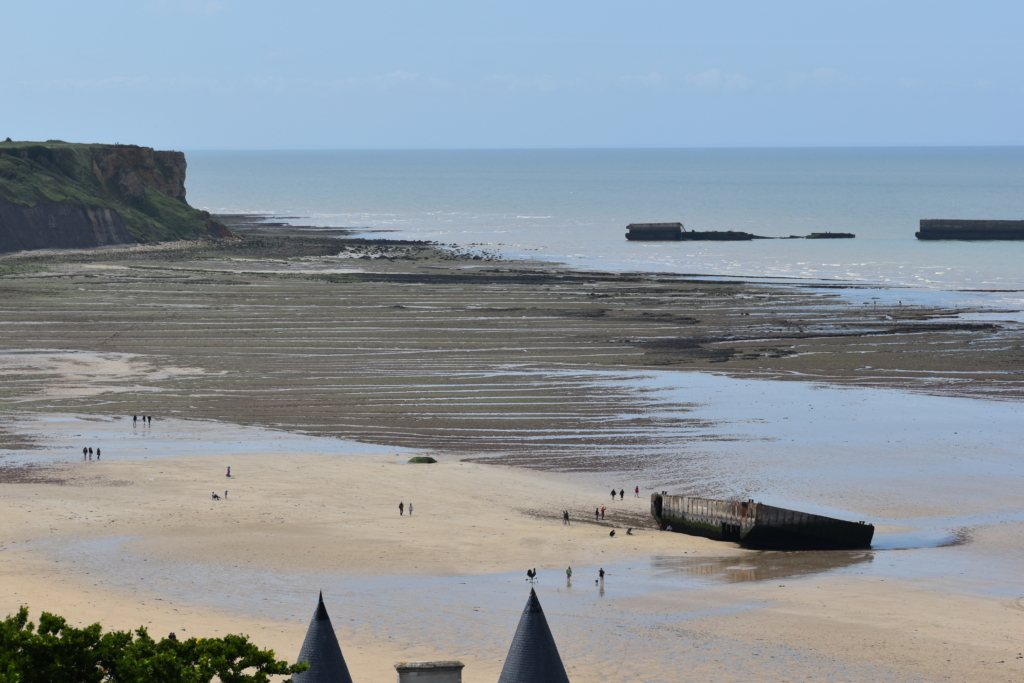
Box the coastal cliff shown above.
[0,140,233,254]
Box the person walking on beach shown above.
[399,501,404,516]
[635,485,639,498]
[594,508,599,521]
[601,507,605,520]
[132,415,137,426]
[88,447,93,460]
[83,447,87,460]
[599,568,605,582]
[611,489,617,501]
[408,503,413,516]
[619,488,625,500]
[96,448,100,460]
[566,566,572,585]
[224,490,228,499]
[226,466,231,478]
[148,415,152,426]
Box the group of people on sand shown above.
[531,566,609,588]
[211,466,232,500]
[560,485,644,526]
[81,447,101,461]
[132,415,153,426]
[398,501,413,515]
[610,486,640,500]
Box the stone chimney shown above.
[394,661,464,682]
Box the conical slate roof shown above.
[497,588,570,683]
[293,592,354,683]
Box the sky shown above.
[2,1,1022,149]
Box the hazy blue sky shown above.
[3,1,1022,149]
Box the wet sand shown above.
[2,236,1024,681]
[0,234,1021,469]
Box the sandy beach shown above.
[2,237,1024,682]
[2,438,1022,682]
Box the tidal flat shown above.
[1,234,1024,682]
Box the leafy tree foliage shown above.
[0,607,307,683]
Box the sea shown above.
[185,147,1024,312]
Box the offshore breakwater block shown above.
[651,493,874,550]
[679,230,758,241]
[806,232,855,239]
[625,222,683,240]
[625,222,762,241]
[917,219,1024,240]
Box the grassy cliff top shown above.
[0,140,227,243]
[1,139,111,148]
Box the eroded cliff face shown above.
[91,145,187,203]
[0,141,233,254]
[0,196,134,253]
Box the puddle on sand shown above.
[871,528,959,550]
[33,531,1006,625]
[0,414,410,465]
[652,551,874,583]
[34,531,916,681]
[14,525,1010,683]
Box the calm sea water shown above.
[185,148,1024,309]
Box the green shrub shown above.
[0,606,307,683]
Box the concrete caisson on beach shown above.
[651,493,874,550]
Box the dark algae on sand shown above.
[651,493,874,549]
[0,140,233,253]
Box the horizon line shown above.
[177,143,1024,152]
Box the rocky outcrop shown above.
[0,141,233,254]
